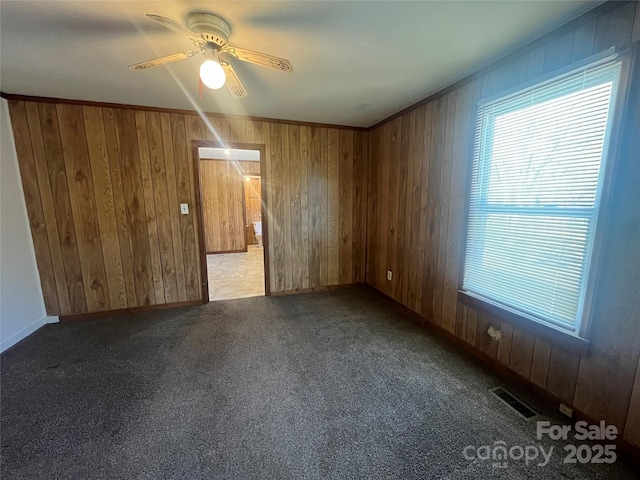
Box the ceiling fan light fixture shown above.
[200,57,226,89]
[131,13,293,99]
[199,48,226,89]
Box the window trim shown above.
[457,45,637,354]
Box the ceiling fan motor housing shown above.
[188,13,231,48]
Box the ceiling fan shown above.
[129,12,294,98]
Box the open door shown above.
[192,141,269,303]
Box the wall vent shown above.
[489,387,538,420]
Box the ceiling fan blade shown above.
[221,62,248,98]
[146,14,204,47]
[223,45,293,73]
[129,50,199,71]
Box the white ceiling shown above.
[199,147,260,161]
[0,1,600,127]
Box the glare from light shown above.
[224,149,231,155]
[200,59,226,89]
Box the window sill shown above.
[458,290,590,357]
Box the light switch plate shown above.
[180,203,189,215]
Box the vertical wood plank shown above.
[421,97,446,321]
[202,161,221,252]
[215,160,229,252]
[226,160,245,251]
[571,19,596,62]
[527,45,546,79]
[300,126,310,289]
[352,130,365,283]
[288,125,303,289]
[443,86,472,332]
[546,347,580,404]
[135,111,165,303]
[414,104,432,313]
[200,160,215,253]
[385,118,401,298]
[8,101,61,314]
[281,125,292,290]
[465,307,478,347]
[400,110,416,305]
[114,108,154,306]
[320,128,329,287]
[475,312,499,359]
[593,2,636,53]
[269,124,285,291]
[38,102,87,313]
[205,116,221,142]
[327,129,340,286]
[83,106,127,309]
[542,31,574,74]
[220,161,232,251]
[103,108,137,307]
[227,118,244,142]
[377,123,390,289]
[170,114,199,301]
[57,104,110,311]
[184,115,207,295]
[338,129,354,284]
[406,107,423,311]
[529,338,552,388]
[244,177,262,227]
[160,113,188,302]
[244,120,256,143]
[307,127,322,288]
[365,127,380,288]
[509,327,536,379]
[496,322,514,367]
[24,102,71,314]
[146,112,178,303]
[395,113,410,301]
[455,303,467,339]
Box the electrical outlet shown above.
[559,403,574,418]
[387,270,393,281]
[180,203,189,215]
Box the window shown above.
[462,57,622,336]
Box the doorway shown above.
[193,141,269,302]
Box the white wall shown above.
[0,99,55,352]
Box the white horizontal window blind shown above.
[462,58,621,333]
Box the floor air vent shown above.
[489,387,538,420]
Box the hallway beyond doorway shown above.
[207,246,265,301]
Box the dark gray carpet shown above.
[1,286,637,479]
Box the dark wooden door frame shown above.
[191,140,270,303]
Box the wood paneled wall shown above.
[366,1,640,447]
[200,160,247,253]
[8,102,368,315]
[245,177,262,225]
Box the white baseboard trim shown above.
[0,315,52,353]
